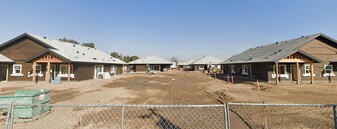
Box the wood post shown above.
[6,64,9,82]
[296,62,300,84]
[32,62,36,82]
[47,62,50,83]
[67,63,71,82]
[275,62,279,84]
[310,63,314,84]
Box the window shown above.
[323,65,335,77]
[242,65,250,75]
[60,65,73,74]
[230,65,235,74]
[11,64,23,76]
[36,64,42,74]
[273,65,287,74]
[304,64,311,74]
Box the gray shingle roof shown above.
[192,55,223,65]
[220,33,331,64]
[128,55,173,65]
[0,33,126,64]
[0,54,13,63]
[177,60,196,66]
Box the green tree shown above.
[110,52,139,63]
[59,38,80,44]
[82,42,95,48]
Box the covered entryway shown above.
[275,52,320,84]
[0,65,9,82]
[28,52,72,82]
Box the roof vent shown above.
[275,42,278,44]
[82,53,85,56]
[93,58,97,60]
[87,48,90,50]
[73,45,76,47]
[76,51,79,53]
[301,36,304,38]
[43,37,47,39]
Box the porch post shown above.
[310,63,314,84]
[6,64,9,82]
[32,62,36,82]
[296,62,300,84]
[275,62,279,84]
[67,63,71,82]
[47,62,51,83]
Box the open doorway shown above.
[0,65,8,82]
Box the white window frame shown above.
[59,65,73,74]
[11,64,24,76]
[303,64,316,77]
[272,64,289,79]
[242,65,250,75]
[36,64,42,74]
[323,65,335,77]
[230,65,235,74]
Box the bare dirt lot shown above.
[1,70,337,128]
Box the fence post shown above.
[120,106,125,129]
[4,102,14,129]
[333,106,337,129]
[224,103,230,129]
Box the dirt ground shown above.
[1,70,337,128]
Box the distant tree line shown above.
[59,37,139,63]
[111,52,139,63]
[59,37,95,48]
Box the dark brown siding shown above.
[117,65,123,75]
[299,37,337,82]
[135,64,147,72]
[73,63,95,81]
[0,38,48,81]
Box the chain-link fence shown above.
[0,103,337,129]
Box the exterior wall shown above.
[117,65,123,75]
[299,37,337,82]
[0,37,48,81]
[223,63,270,82]
[134,64,147,72]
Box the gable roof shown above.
[177,60,196,66]
[191,55,223,65]
[220,33,331,64]
[128,55,173,65]
[0,54,13,63]
[0,33,125,64]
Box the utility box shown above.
[0,90,51,121]
[54,76,61,84]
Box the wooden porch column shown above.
[275,62,279,84]
[67,63,71,82]
[310,63,314,84]
[6,64,9,82]
[32,62,36,82]
[296,62,300,84]
[47,62,51,83]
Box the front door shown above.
[290,65,297,81]
[94,65,104,79]
[0,65,7,82]
[50,65,56,80]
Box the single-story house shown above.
[220,33,337,84]
[0,33,126,82]
[177,60,195,70]
[190,55,223,72]
[128,55,173,72]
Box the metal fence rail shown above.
[0,103,337,129]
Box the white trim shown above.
[10,74,24,77]
[94,65,104,79]
[272,74,289,79]
[57,74,75,78]
[302,73,316,77]
[12,64,22,75]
